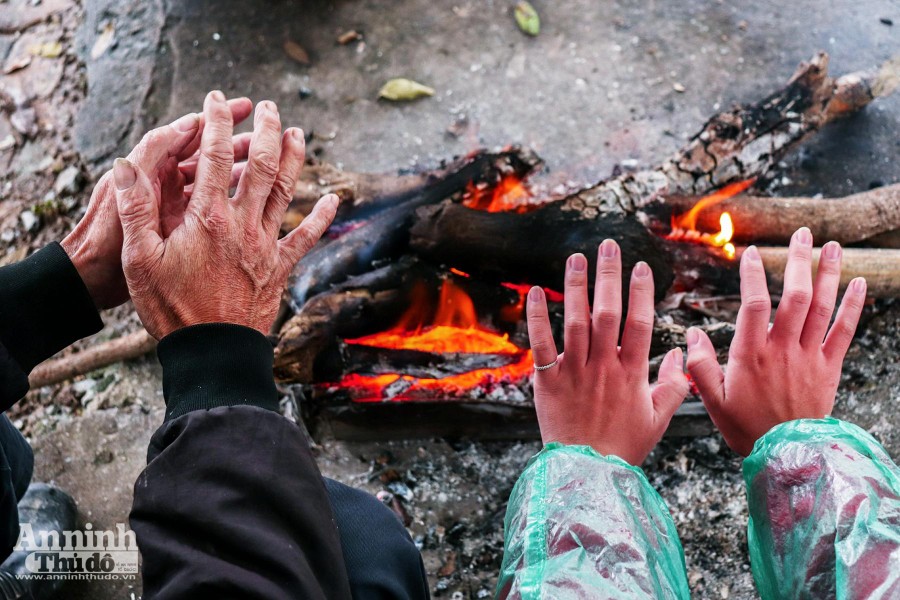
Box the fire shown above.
[463,174,533,213]
[666,179,754,260]
[332,279,534,402]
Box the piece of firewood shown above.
[28,329,157,389]
[560,53,899,217]
[755,247,900,298]
[409,201,674,300]
[657,184,900,246]
[288,147,540,305]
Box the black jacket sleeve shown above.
[129,324,352,600]
[0,242,103,409]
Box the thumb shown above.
[114,158,163,264]
[685,327,725,411]
[651,348,690,422]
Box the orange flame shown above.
[332,279,533,401]
[667,179,754,260]
[463,174,533,213]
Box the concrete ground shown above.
[2,0,898,598]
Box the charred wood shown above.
[409,201,675,302]
[288,147,542,306]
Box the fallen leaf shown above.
[337,30,361,45]
[283,40,310,65]
[514,1,540,37]
[28,41,63,58]
[378,78,435,101]
[3,55,31,74]
[91,22,116,59]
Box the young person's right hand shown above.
[686,227,867,456]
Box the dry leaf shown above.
[337,30,361,45]
[283,40,310,65]
[514,1,540,36]
[28,41,63,58]
[91,22,116,59]
[3,55,31,74]
[378,78,435,101]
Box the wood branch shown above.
[287,147,541,306]
[755,247,900,298]
[28,329,157,389]
[558,53,899,217]
[655,184,900,246]
[409,201,674,301]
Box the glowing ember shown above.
[666,179,754,260]
[332,279,534,402]
[462,174,533,213]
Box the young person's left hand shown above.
[526,240,690,465]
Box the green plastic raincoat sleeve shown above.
[496,443,690,599]
[743,417,900,599]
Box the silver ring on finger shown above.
[533,358,559,371]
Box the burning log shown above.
[288,147,541,305]
[339,344,523,379]
[409,201,674,301]
[657,184,900,247]
[559,53,899,217]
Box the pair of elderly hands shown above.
[527,230,867,462]
[60,91,337,339]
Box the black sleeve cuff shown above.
[157,323,280,421]
[0,242,103,374]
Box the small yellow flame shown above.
[713,213,736,259]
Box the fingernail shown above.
[673,348,683,370]
[290,128,304,142]
[528,286,544,303]
[796,227,813,246]
[323,194,340,209]
[851,277,867,294]
[744,245,761,262]
[686,327,699,348]
[634,261,651,278]
[210,90,226,102]
[569,253,587,272]
[599,239,619,258]
[822,241,842,261]
[171,113,199,132]
[113,158,136,190]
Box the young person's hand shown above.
[686,228,867,456]
[61,98,253,309]
[113,91,338,339]
[526,240,690,465]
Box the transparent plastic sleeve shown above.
[743,417,900,599]
[496,443,689,599]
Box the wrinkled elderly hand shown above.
[61,99,253,309]
[686,228,867,456]
[526,240,690,465]
[113,91,338,339]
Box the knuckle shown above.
[249,149,280,180]
[270,171,294,202]
[810,301,835,319]
[564,317,590,334]
[594,308,619,327]
[626,313,655,333]
[529,339,556,356]
[598,265,619,278]
[743,294,771,313]
[783,288,813,307]
[201,141,233,168]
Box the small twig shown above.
[29,329,157,389]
